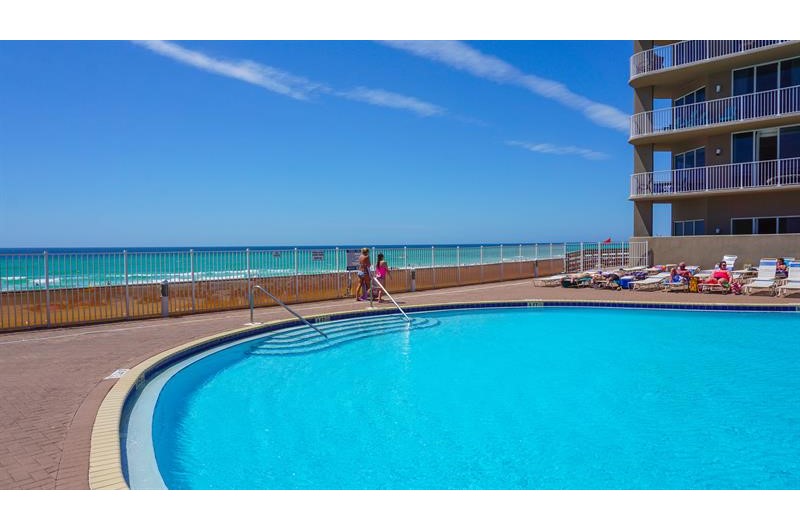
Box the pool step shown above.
[249,316,439,355]
[263,314,418,343]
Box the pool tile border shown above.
[89,299,800,490]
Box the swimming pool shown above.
[123,305,800,489]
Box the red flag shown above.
[602,238,612,243]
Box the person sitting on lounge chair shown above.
[561,271,592,288]
[676,262,693,279]
[702,260,732,288]
[776,258,789,279]
[591,270,621,289]
[669,268,683,283]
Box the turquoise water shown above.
[0,244,574,292]
[146,307,800,489]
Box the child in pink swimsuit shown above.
[374,253,390,302]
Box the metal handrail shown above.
[370,275,411,322]
[629,40,793,79]
[250,284,328,338]
[630,157,800,198]
[630,85,800,139]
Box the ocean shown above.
[0,243,584,292]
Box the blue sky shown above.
[0,40,637,247]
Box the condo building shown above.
[629,40,800,267]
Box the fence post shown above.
[456,245,461,285]
[597,242,602,270]
[480,245,484,282]
[246,248,251,309]
[294,247,299,303]
[518,244,522,276]
[335,247,340,297]
[580,242,584,272]
[500,244,504,280]
[403,246,407,269]
[188,249,195,312]
[432,246,436,289]
[124,250,130,318]
[562,243,566,273]
[44,251,50,327]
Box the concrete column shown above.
[631,41,655,239]
[634,144,653,174]
[633,200,654,237]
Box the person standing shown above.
[356,247,371,301]
[374,253,390,302]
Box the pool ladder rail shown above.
[249,274,409,331]
[369,275,411,321]
[249,284,329,339]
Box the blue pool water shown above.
[140,307,800,489]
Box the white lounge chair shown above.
[743,258,778,296]
[533,274,568,287]
[663,277,688,292]
[630,272,669,291]
[778,261,800,298]
[620,265,646,273]
[697,256,738,280]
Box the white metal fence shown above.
[629,40,792,79]
[563,241,648,273]
[0,242,648,331]
[630,85,800,139]
[630,157,800,197]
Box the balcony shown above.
[629,40,793,81]
[630,157,800,199]
[630,85,800,143]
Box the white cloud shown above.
[338,87,445,117]
[507,141,610,160]
[134,41,446,117]
[382,41,629,132]
[134,40,326,100]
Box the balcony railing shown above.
[630,85,800,139]
[630,40,792,79]
[630,157,800,198]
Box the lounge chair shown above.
[591,271,624,290]
[630,272,669,291]
[697,256,738,280]
[699,280,731,294]
[663,277,688,292]
[743,258,778,296]
[723,254,738,271]
[560,272,594,288]
[533,274,568,287]
[777,261,800,297]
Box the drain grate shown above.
[104,368,129,380]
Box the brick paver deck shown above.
[0,279,797,489]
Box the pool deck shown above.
[1,278,798,490]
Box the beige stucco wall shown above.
[631,234,800,269]
[670,189,800,234]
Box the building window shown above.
[733,56,800,96]
[778,216,800,234]
[731,216,800,234]
[673,219,704,236]
[674,147,706,169]
[757,217,777,234]
[780,126,800,159]
[780,58,800,88]
[674,87,706,107]
[732,126,800,162]
[731,218,754,235]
